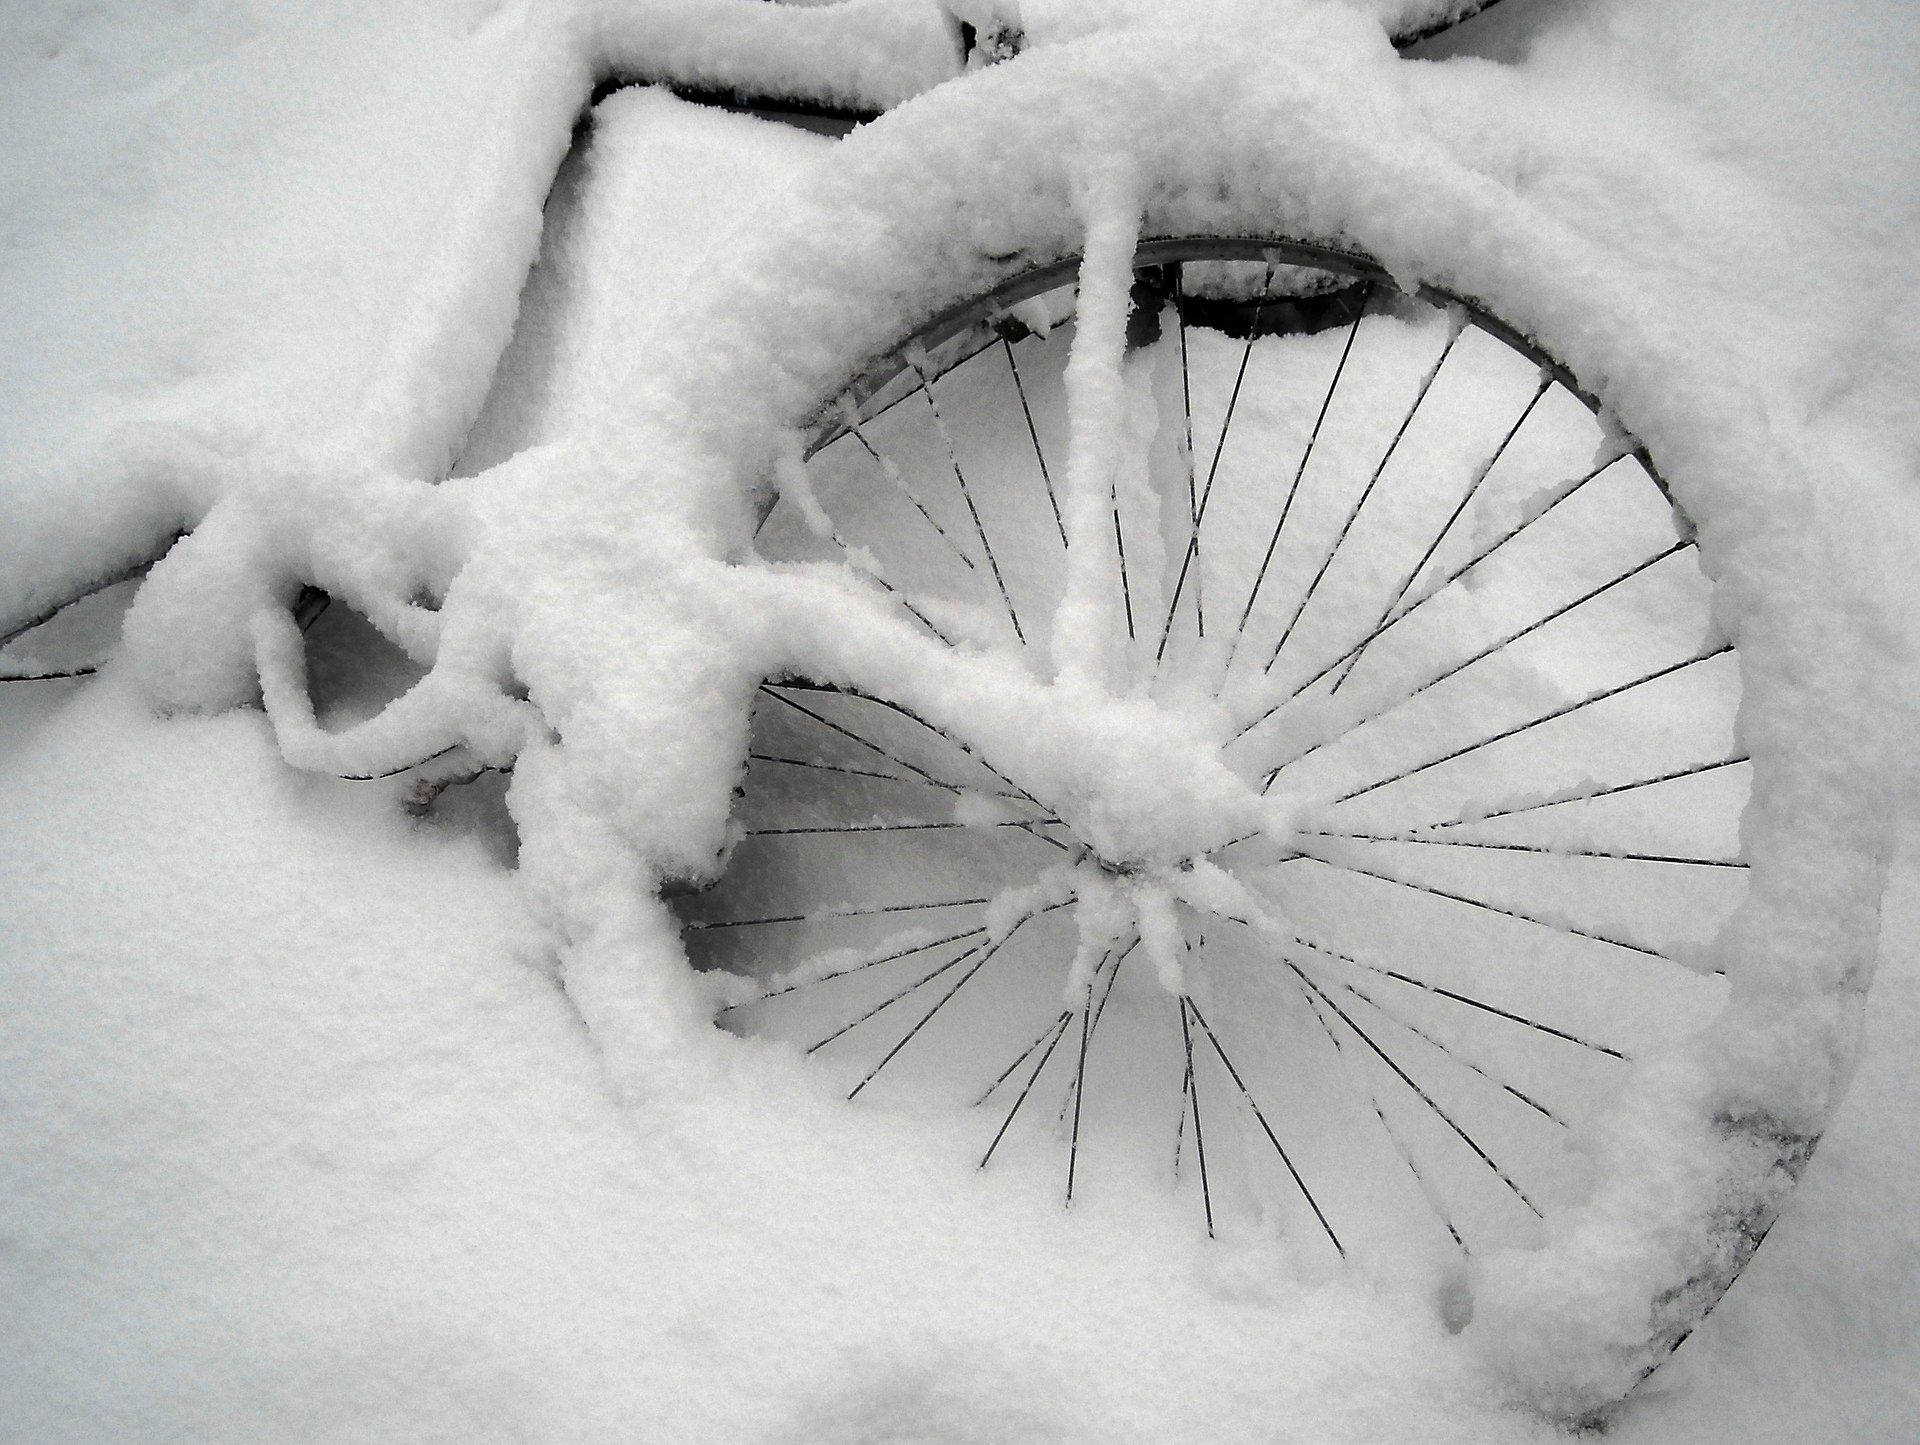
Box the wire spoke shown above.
[1303,828,1745,870]
[1226,457,1632,748]
[1002,336,1069,547]
[1260,539,1696,776]
[1292,978,1466,1251]
[1196,263,1277,507]
[1322,454,1628,698]
[1287,962,1543,1218]
[748,814,1073,854]
[1267,537,1704,779]
[841,418,980,575]
[774,465,961,646]
[1177,273,1202,640]
[719,924,989,1017]
[980,1011,1073,1168]
[1338,978,1567,1126]
[1313,642,1736,804]
[1427,754,1751,829]
[1224,286,1372,672]
[769,680,1050,814]
[1186,997,1344,1254]
[1066,995,1095,1205]
[819,331,1005,443]
[1056,938,1139,1126]
[909,355,1027,644]
[747,819,1062,837]
[760,685,964,796]
[976,1008,1070,1107]
[1324,371,1554,693]
[1267,324,1459,675]
[686,895,992,932]
[848,911,1041,1098]
[1287,849,1673,963]
[748,752,940,789]
[1089,937,1136,1035]
[1177,997,1216,1238]
[1265,314,1463,674]
[831,565,957,647]
[1155,259,1278,662]
[889,594,958,647]
[806,937,991,1053]
[0,666,99,682]
[1283,931,1628,1059]
[1173,1026,1192,1175]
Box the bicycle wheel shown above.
[681,238,1744,1265]
[650,31,1886,1416]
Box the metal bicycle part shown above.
[677,241,1752,1292]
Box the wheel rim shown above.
[675,240,1748,1269]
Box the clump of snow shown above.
[0,0,960,649]
[1051,183,1142,693]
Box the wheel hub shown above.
[1007,691,1276,874]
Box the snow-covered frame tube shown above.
[613,26,1889,1421]
[0,3,1509,652]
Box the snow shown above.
[2,0,1917,1440]
[1051,171,1142,692]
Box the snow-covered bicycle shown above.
[1,0,1890,1424]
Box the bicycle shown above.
[1,0,1892,1426]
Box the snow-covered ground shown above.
[2,0,1915,1439]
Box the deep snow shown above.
[1,0,1916,1440]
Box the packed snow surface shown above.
[2,0,1916,1440]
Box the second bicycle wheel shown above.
[676,239,1749,1275]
